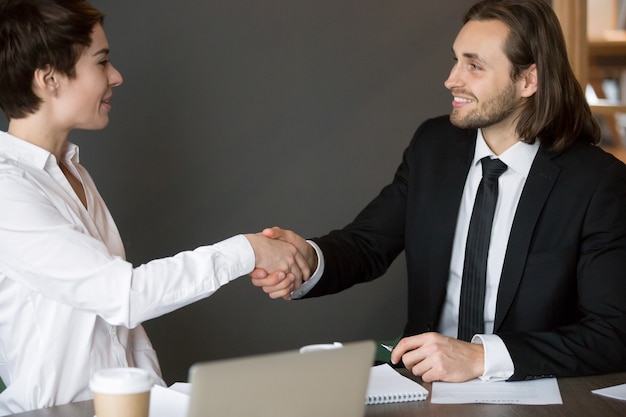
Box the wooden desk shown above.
[12,400,94,417]
[11,371,626,417]
[365,370,626,417]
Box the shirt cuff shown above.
[291,240,324,299]
[472,334,514,381]
[217,234,256,280]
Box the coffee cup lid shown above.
[89,367,154,394]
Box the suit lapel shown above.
[494,147,561,330]
[429,129,476,313]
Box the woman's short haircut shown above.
[0,0,104,119]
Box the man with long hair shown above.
[252,0,626,383]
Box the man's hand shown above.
[244,232,311,299]
[390,332,484,382]
[250,227,317,300]
[261,227,317,271]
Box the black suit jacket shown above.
[308,115,626,380]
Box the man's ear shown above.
[33,65,59,97]
[520,63,537,98]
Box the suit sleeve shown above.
[305,138,414,297]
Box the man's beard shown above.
[450,81,519,130]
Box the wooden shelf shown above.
[589,100,626,114]
[553,0,626,159]
[588,33,626,75]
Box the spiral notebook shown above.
[366,364,429,404]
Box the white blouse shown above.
[0,131,254,415]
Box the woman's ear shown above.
[520,63,538,98]
[33,65,59,97]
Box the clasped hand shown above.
[246,227,316,300]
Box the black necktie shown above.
[458,157,508,342]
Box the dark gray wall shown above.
[0,1,475,383]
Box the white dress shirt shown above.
[295,130,539,380]
[0,131,255,415]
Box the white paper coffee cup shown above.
[90,367,153,417]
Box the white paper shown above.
[149,384,190,417]
[431,377,562,404]
[168,382,192,395]
[592,383,626,401]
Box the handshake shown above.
[245,227,316,300]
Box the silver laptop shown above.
[187,340,376,417]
